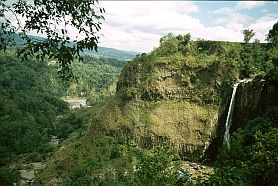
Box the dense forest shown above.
[0,49,129,185]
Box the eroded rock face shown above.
[232,79,278,132]
[116,59,238,105]
[93,55,241,161]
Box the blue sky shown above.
[97,1,278,52]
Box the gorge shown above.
[1,31,277,186]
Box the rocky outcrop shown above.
[92,50,278,161]
[91,53,243,161]
[116,57,238,105]
[91,38,278,161]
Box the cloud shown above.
[249,15,277,42]
[212,1,265,14]
[236,1,265,10]
[4,1,277,54]
[214,12,253,28]
[96,1,276,52]
[98,1,201,52]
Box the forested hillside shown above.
[1,0,277,185]
[62,55,127,103]
[0,51,69,184]
[0,49,129,185]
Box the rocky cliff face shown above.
[91,51,277,161]
[116,55,238,105]
[205,78,278,160]
[232,79,278,133]
[91,52,243,161]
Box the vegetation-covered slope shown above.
[0,49,129,185]
[37,22,278,185]
[59,55,127,103]
[0,51,69,184]
[89,27,278,164]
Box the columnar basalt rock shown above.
[91,54,242,161]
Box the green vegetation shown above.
[0,49,128,184]
[63,55,126,104]
[207,107,278,186]
[243,29,255,43]
[37,128,183,186]
[0,51,68,184]
[88,46,138,61]
[1,14,277,185]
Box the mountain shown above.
[12,34,139,61]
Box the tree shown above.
[242,29,255,43]
[135,147,180,186]
[265,21,278,80]
[0,0,105,79]
[155,33,179,56]
[177,33,191,54]
[266,21,278,45]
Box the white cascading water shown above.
[223,78,253,149]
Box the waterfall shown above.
[223,78,253,149]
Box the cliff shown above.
[90,42,243,161]
[89,38,276,161]
[232,79,278,132]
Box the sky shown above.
[96,1,278,53]
[4,1,278,53]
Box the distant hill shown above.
[84,47,139,61]
[12,34,139,61]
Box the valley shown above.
[0,1,277,184]
[1,23,278,185]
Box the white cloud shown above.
[212,1,265,14]
[5,1,276,53]
[98,1,202,52]
[175,2,199,14]
[95,1,277,52]
[214,12,253,30]
[4,0,277,53]
[226,22,244,32]
[249,15,278,42]
[236,1,265,10]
